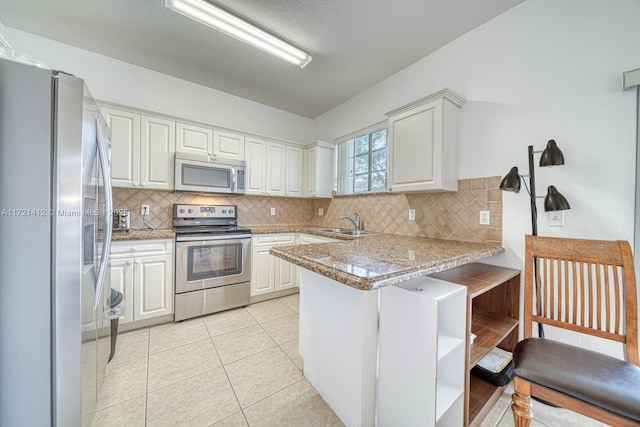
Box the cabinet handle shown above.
[141,182,146,187]
[134,182,139,187]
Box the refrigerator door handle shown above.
[94,117,113,309]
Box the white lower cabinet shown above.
[250,233,296,297]
[109,239,174,326]
[378,276,467,426]
[250,232,339,299]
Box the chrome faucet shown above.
[339,212,361,231]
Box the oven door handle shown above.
[175,234,252,242]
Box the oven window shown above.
[182,164,230,189]
[187,243,242,281]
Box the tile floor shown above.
[479,383,608,427]
[84,293,609,427]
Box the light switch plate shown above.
[270,207,276,216]
[318,208,324,216]
[548,211,564,227]
[408,209,416,221]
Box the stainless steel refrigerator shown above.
[0,57,114,426]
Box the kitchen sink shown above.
[314,228,379,236]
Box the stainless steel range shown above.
[173,204,251,321]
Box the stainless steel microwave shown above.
[174,152,246,195]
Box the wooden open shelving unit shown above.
[430,262,521,427]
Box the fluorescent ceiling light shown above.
[165,0,312,68]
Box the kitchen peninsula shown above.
[270,234,506,426]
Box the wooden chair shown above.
[511,235,640,426]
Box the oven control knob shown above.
[222,209,227,214]
[188,209,193,214]
[229,208,234,214]
[179,208,185,214]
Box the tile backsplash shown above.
[310,176,502,245]
[113,176,502,244]
[112,190,313,230]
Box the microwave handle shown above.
[231,167,237,193]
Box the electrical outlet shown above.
[318,208,324,216]
[270,207,276,216]
[548,210,564,227]
[141,204,150,216]
[408,209,416,221]
[479,210,490,225]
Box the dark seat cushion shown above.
[514,338,640,423]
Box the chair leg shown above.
[511,377,533,427]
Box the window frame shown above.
[334,121,388,196]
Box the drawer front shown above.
[298,234,338,244]
[252,233,296,247]
[110,239,173,258]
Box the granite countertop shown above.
[270,234,504,290]
[111,228,176,241]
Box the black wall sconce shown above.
[499,140,570,236]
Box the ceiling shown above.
[0,0,525,118]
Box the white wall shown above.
[3,27,313,144]
[313,0,640,356]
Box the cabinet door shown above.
[388,95,461,193]
[273,255,296,290]
[109,257,134,325]
[266,142,286,196]
[140,116,176,190]
[285,146,303,197]
[245,137,267,195]
[251,245,274,296]
[213,130,245,160]
[101,107,140,188]
[314,145,334,198]
[389,99,441,192]
[304,147,317,197]
[176,122,213,157]
[133,254,173,321]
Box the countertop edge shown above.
[270,243,504,290]
[111,229,176,241]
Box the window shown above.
[336,123,387,195]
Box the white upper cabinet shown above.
[102,107,140,188]
[176,123,245,161]
[176,122,213,158]
[285,145,304,197]
[266,142,286,196]
[245,138,303,197]
[101,101,321,194]
[213,130,245,160]
[245,137,267,195]
[140,116,175,190]
[386,89,465,193]
[304,141,334,198]
[102,106,175,190]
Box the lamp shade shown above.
[539,140,565,166]
[499,167,521,193]
[544,185,570,211]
